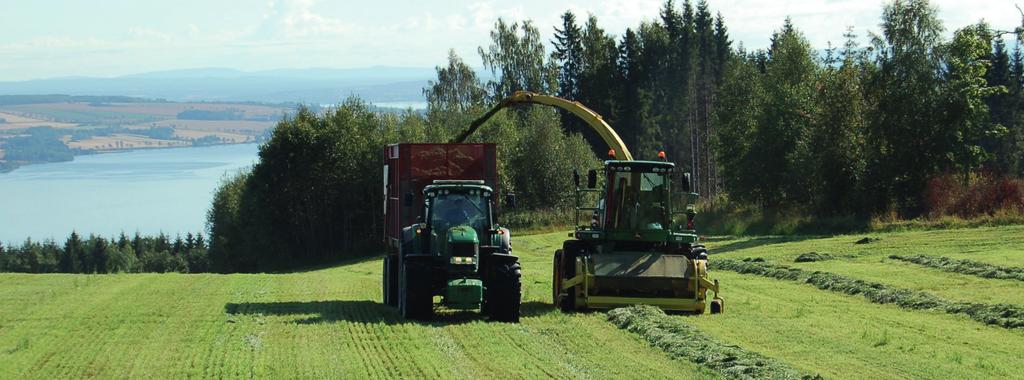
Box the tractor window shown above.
[429,191,489,233]
[606,171,669,230]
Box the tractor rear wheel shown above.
[487,261,522,322]
[399,261,433,321]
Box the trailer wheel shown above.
[399,261,433,321]
[487,261,521,322]
[383,255,398,307]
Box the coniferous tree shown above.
[810,28,869,215]
[195,233,206,249]
[576,15,622,154]
[185,232,196,252]
[618,28,644,151]
[1011,40,1024,175]
[117,232,130,251]
[132,231,143,258]
[552,11,584,102]
[60,232,81,272]
[985,37,1020,174]
[172,235,185,256]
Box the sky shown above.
[1,0,1022,81]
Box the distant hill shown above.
[0,66,437,105]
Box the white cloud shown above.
[3,0,1024,81]
[257,0,351,38]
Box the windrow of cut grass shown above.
[713,258,1024,329]
[608,306,820,380]
[889,254,1024,282]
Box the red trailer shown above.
[383,143,498,253]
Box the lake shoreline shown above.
[0,141,259,174]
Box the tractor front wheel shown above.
[399,261,433,321]
[487,261,522,322]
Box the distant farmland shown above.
[0,100,293,170]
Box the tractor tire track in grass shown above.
[608,305,821,380]
[714,258,1024,329]
[889,254,1024,282]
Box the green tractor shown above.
[387,180,521,321]
[553,157,723,313]
[383,142,521,323]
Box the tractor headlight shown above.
[450,256,476,265]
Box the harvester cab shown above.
[382,143,521,323]
[556,157,722,313]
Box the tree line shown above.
[0,231,209,273]
[542,0,1023,217]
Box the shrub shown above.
[925,174,1024,218]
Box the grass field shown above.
[1,226,1023,378]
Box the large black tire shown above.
[382,255,399,307]
[552,250,563,306]
[399,261,433,321]
[486,261,522,323]
[558,242,579,312]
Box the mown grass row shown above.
[608,306,820,380]
[713,258,1024,329]
[889,254,1024,282]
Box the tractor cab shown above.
[422,180,497,261]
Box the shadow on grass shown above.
[225,300,553,326]
[709,235,822,255]
[270,255,383,274]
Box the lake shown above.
[0,144,259,243]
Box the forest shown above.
[0,231,209,274]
